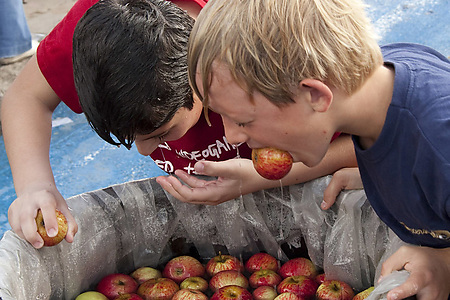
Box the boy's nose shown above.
[134,140,159,156]
[222,116,248,146]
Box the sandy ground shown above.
[0,0,77,133]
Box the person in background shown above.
[0,0,42,65]
[187,0,450,299]
[2,0,357,250]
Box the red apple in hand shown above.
[278,257,318,279]
[35,209,68,247]
[130,267,162,284]
[274,293,299,300]
[180,276,209,292]
[211,285,253,300]
[249,269,282,288]
[96,273,138,299]
[245,252,279,273]
[277,275,318,300]
[253,286,278,300]
[206,252,244,277]
[162,255,205,284]
[209,270,249,292]
[137,277,179,300]
[172,289,208,300]
[316,280,354,300]
[252,148,293,180]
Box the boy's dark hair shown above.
[73,0,194,149]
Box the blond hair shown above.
[189,0,383,107]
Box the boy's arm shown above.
[2,56,77,248]
[156,134,357,205]
[380,245,450,300]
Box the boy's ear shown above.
[298,79,333,112]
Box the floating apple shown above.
[277,275,318,300]
[209,270,249,292]
[278,257,317,279]
[137,277,180,300]
[180,276,209,292]
[273,292,299,300]
[75,291,109,300]
[352,286,374,300]
[114,293,144,300]
[249,269,282,288]
[210,285,253,300]
[206,252,244,277]
[245,252,279,273]
[314,273,326,285]
[252,286,278,300]
[316,280,354,300]
[162,255,205,284]
[172,288,209,300]
[35,209,68,247]
[130,267,162,284]
[252,148,293,180]
[96,273,138,300]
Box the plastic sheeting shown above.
[0,176,407,299]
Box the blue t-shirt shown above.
[353,43,450,248]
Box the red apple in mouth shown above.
[35,209,68,247]
[252,148,293,180]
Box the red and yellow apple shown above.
[96,273,138,300]
[273,292,299,300]
[180,276,209,292]
[252,286,278,300]
[278,257,318,279]
[210,285,253,300]
[249,269,282,288]
[277,275,318,300]
[35,209,68,247]
[316,280,354,300]
[130,267,162,285]
[172,288,208,300]
[245,252,279,273]
[352,286,374,300]
[75,291,109,300]
[209,270,249,292]
[252,148,293,180]
[162,255,205,284]
[206,252,244,277]
[137,277,180,300]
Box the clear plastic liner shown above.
[0,176,405,299]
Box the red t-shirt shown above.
[36,0,252,174]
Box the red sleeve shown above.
[37,0,99,114]
[36,0,206,114]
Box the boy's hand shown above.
[156,159,262,205]
[321,167,363,210]
[380,245,450,300]
[8,186,78,248]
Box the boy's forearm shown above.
[1,57,60,195]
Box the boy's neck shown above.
[340,64,395,150]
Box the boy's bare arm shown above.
[2,55,77,248]
[380,245,450,300]
[156,134,357,205]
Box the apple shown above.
[352,286,374,300]
[245,252,279,273]
[252,286,278,300]
[172,289,209,300]
[162,255,205,284]
[137,277,180,300]
[273,292,299,300]
[252,147,293,180]
[114,293,144,300]
[314,273,326,285]
[180,276,209,292]
[209,270,249,292]
[316,280,354,300]
[210,285,253,300]
[130,267,162,284]
[75,291,109,300]
[206,252,244,277]
[278,257,317,279]
[35,209,68,246]
[249,269,282,288]
[96,273,138,299]
[277,275,318,300]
